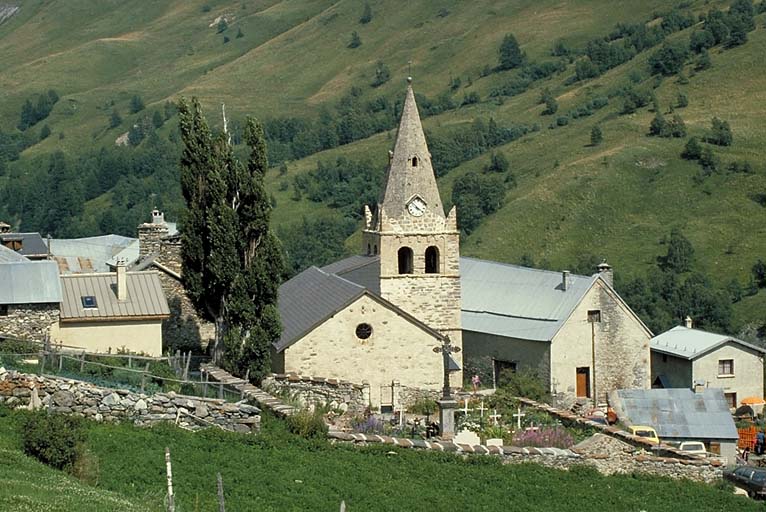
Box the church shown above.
[272,80,651,407]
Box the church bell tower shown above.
[362,78,462,374]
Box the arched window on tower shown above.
[425,246,440,274]
[373,245,378,255]
[367,243,371,255]
[412,156,419,167]
[398,247,413,274]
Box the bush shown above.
[497,368,551,403]
[285,409,328,439]
[21,412,86,471]
[707,117,732,146]
[648,41,689,76]
[408,398,438,415]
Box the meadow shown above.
[0,407,759,511]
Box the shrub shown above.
[21,412,86,471]
[512,426,574,449]
[285,409,328,439]
[707,117,732,146]
[648,41,689,75]
[348,31,361,49]
[681,137,702,160]
[590,125,603,146]
[497,368,551,403]
[408,398,438,415]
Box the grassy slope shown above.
[1,0,764,324]
[0,410,758,512]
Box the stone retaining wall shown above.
[0,303,59,341]
[0,368,260,433]
[262,373,369,415]
[328,432,723,483]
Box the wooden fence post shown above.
[218,382,224,400]
[183,351,191,381]
[217,472,225,512]
[203,371,208,397]
[165,447,175,512]
[58,352,64,372]
[128,355,132,369]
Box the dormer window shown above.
[411,156,419,167]
[81,296,98,309]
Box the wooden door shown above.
[576,367,590,398]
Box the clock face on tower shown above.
[407,197,427,217]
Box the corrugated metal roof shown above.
[276,266,366,352]
[460,257,596,341]
[0,232,47,257]
[651,326,765,360]
[47,235,138,273]
[611,388,738,440]
[59,271,169,320]
[0,261,62,304]
[0,245,29,263]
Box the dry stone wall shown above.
[262,373,369,415]
[0,303,59,341]
[0,368,260,433]
[328,432,723,484]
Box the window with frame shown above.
[587,310,601,323]
[355,323,373,340]
[81,296,98,309]
[724,392,737,409]
[718,359,734,376]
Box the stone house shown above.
[0,259,61,340]
[461,260,652,406]
[651,322,765,409]
[134,210,215,352]
[50,261,170,356]
[274,81,652,408]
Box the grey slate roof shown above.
[0,232,48,258]
[276,265,446,352]
[461,258,597,341]
[0,261,62,304]
[651,325,765,360]
[276,266,366,352]
[322,255,602,342]
[47,235,139,274]
[321,255,381,294]
[59,271,170,321]
[0,245,29,263]
[611,388,738,441]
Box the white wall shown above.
[692,342,764,405]
[52,320,163,356]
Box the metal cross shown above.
[433,336,460,399]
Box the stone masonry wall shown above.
[0,368,260,433]
[262,373,369,415]
[0,303,59,341]
[328,432,723,484]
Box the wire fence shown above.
[0,336,247,401]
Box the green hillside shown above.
[0,0,764,333]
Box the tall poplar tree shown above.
[178,98,284,380]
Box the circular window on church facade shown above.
[355,323,373,340]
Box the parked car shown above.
[629,426,660,444]
[724,466,766,499]
[678,441,707,457]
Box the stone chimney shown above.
[0,221,10,234]
[116,259,127,301]
[137,207,169,258]
[562,270,570,291]
[684,316,693,329]
[596,260,613,287]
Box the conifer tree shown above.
[498,33,525,70]
[590,125,603,146]
[178,98,284,379]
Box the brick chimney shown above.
[116,258,127,301]
[137,207,169,258]
[596,260,613,287]
[684,316,693,329]
[562,270,570,291]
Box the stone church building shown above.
[274,80,652,406]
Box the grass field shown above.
[1,0,765,327]
[0,408,759,512]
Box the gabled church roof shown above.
[379,80,445,219]
[276,265,446,352]
[317,255,618,342]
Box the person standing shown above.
[471,374,481,394]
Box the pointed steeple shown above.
[379,79,445,220]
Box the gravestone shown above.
[486,438,503,447]
[454,429,481,446]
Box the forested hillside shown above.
[0,0,764,337]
